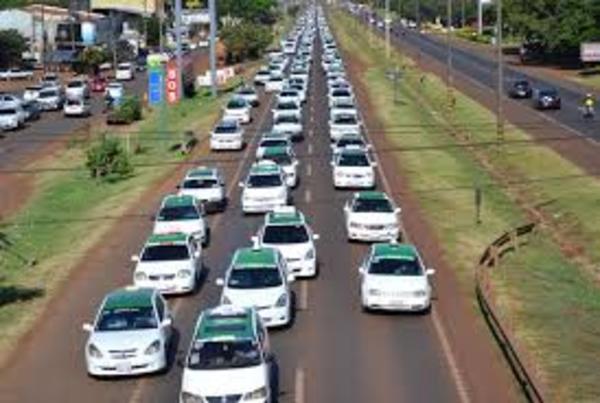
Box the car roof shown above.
[339,146,367,156]
[146,232,189,246]
[161,194,196,208]
[266,207,305,226]
[249,161,282,175]
[194,306,256,342]
[371,243,418,261]
[261,146,291,157]
[355,191,388,201]
[103,286,155,310]
[186,166,218,179]
[233,247,278,268]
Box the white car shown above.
[153,194,209,246]
[265,74,285,92]
[259,145,299,188]
[178,166,226,212]
[290,65,309,82]
[116,62,134,81]
[286,78,307,103]
[256,132,292,159]
[65,78,90,100]
[63,98,91,117]
[224,97,252,124]
[217,245,294,328]
[240,160,289,214]
[330,97,357,117]
[328,88,354,107]
[132,232,203,295]
[277,88,302,106]
[257,207,319,278]
[272,99,301,120]
[331,133,370,156]
[272,113,303,141]
[331,146,377,189]
[359,242,434,312]
[105,82,124,101]
[23,85,43,102]
[344,191,401,242]
[0,93,23,109]
[237,85,259,106]
[329,110,361,142]
[40,73,60,88]
[0,107,25,131]
[254,67,271,85]
[82,286,172,377]
[179,305,272,402]
[0,68,33,80]
[37,88,64,111]
[210,119,244,151]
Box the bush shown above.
[85,137,133,181]
[221,22,273,63]
[108,96,142,125]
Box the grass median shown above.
[0,91,223,365]
[331,10,600,401]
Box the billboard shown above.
[91,0,161,15]
[581,43,600,63]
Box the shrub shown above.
[108,96,142,125]
[85,137,133,181]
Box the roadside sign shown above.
[148,67,164,106]
[166,61,179,105]
[581,43,600,62]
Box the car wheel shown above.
[202,228,211,247]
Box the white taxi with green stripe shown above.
[240,160,290,214]
[153,194,209,246]
[177,166,226,212]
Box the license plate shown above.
[116,362,132,374]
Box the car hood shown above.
[348,212,397,225]
[243,186,287,199]
[364,275,428,293]
[179,188,223,200]
[181,364,268,397]
[89,329,160,352]
[136,260,193,274]
[153,220,202,235]
[335,166,374,174]
[262,242,311,260]
[223,286,286,307]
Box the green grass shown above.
[0,93,221,363]
[332,10,600,401]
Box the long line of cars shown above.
[80,7,436,403]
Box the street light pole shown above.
[446,0,453,107]
[478,0,483,35]
[175,0,183,100]
[385,0,390,59]
[209,0,217,97]
[496,0,504,142]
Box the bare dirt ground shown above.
[343,42,519,402]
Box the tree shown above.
[218,0,277,25]
[0,29,26,69]
[85,137,133,181]
[78,46,108,74]
[141,16,162,48]
[220,21,273,63]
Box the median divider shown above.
[475,222,545,403]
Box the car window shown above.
[187,339,262,370]
[228,267,283,288]
[353,199,393,213]
[247,174,282,188]
[369,258,423,276]
[157,205,200,221]
[183,178,218,189]
[141,245,190,261]
[263,153,292,165]
[96,306,158,331]
[263,225,309,244]
[338,153,369,167]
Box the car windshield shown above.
[157,205,199,221]
[228,267,283,288]
[514,81,529,88]
[183,178,218,189]
[0,109,16,115]
[278,102,298,110]
[96,306,157,331]
[66,99,82,106]
[263,153,292,165]
[276,115,298,124]
[540,90,557,97]
[261,139,288,148]
[337,138,364,148]
[263,225,309,244]
[332,90,351,97]
[369,258,423,276]
[187,340,262,370]
[334,114,357,124]
[141,245,189,261]
[247,174,282,188]
[39,91,56,98]
[338,153,369,167]
[67,82,83,88]
[353,198,393,212]
[228,98,246,108]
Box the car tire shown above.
[202,228,211,248]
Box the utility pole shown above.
[209,0,217,97]
[111,10,117,70]
[415,0,420,30]
[461,0,465,27]
[385,0,390,59]
[175,0,183,99]
[496,0,504,142]
[446,0,453,107]
[159,1,164,53]
[41,4,46,73]
[477,0,483,35]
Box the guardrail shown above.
[475,222,545,402]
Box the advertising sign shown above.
[166,61,179,105]
[91,0,160,15]
[581,43,600,63]
[148,67,164,106]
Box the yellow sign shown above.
[91,0,161,15]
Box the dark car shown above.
[508,80,533,99]
[532,88,561,110]
[22,100,41,121]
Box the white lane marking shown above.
[127,91,274,403]
[299,280,309,310]
[304,189,312,204]
[306,163,312,177]
[294,366,306,403]
[308,143,313,155]
[354,81,472,403]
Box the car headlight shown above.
[244,386,268,400]
[222,295,232,305]
[134,271,147,282]
[177,269,193,278]
[180,392,203,403]
[387,223,398,230]
[275,293,288,307]
[305,248,315,260]
[349,222,362,229]
[413,290,428,298]
[144,340,161,355]
[368,289,382,296]
[88,343,103,358]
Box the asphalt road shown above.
[362,12,600,141]
[0,26,463,403]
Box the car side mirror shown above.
[215,278,225,287]
[313,234,320,241]
[358,266,365,275]
[131,255,140,262]
[239,182,245,188]
[394,208,401,214]
[343,204,350,212]
[161,317,173,327]
[194,250,201,259]
[426,268,436,276]
[371,161,378,167]
[329,161,335,167]
[82,323,93,332]
[287,273,296,283]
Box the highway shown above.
[0,11,509,403]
